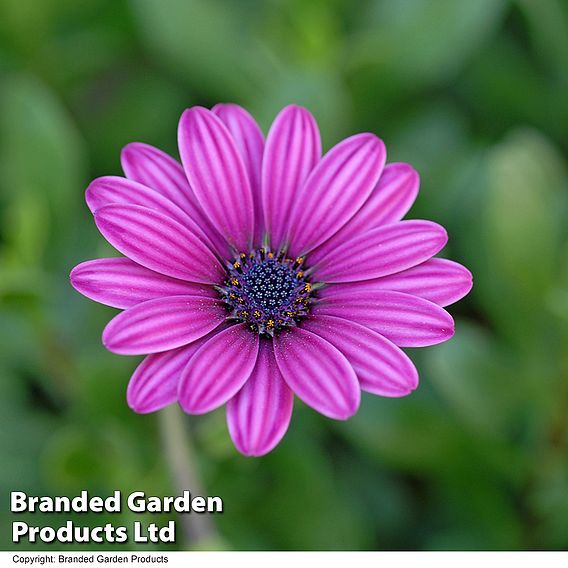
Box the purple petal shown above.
[178,323,259,414]
[85,176,215,246]
[70,258,216,309]
[127,340,207,413]
[287,133,386,257]
[121,142,197,213]
[261,105,321,250]
[301,315,418,397]
[103,295,225,355]
[94,204,224,284]
[314,289,455,347]
[121,143,230,256]
[321,259,473,307]
[309,163,419,264]
[273,327,360,420]
[178,106,254,252]
[376,258,473,307]
[226,339,293,456]
[212,103,265,246]
[310,220,448,283]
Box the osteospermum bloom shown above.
[70,104,472,456]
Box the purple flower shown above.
[70,104,472,456]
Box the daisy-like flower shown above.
[70,104,472,456]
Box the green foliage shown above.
[348,0,508,87]
[1,0,568,551]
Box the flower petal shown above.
[120,142,197,214]
[261,105,321,250]
[301,315,418,397]
[226,339,293,456]
[314,289,455,347]
[178,106,254,252]
[121,142,231,258]
[127,340,207,413]
[273,327,360,420]
[94,204,224,284]
[85,176,216,245]
[310,220,447,283]
[287,133,386,257]
[70,258,216,309]
[212,103,265,246]
[102,295,226,355]
[321,258,473,307]
[309,163,419,264]
[178,323,259,414]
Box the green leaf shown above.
[251,67,350,144]
[387,101,469,221]
[515,0,568,82]
[0,73,86,267]
[425,322,519,439]
[342,391,466,474]
[348,0,507,87]
[458,34,568,139]
[130,0,277,100]
[481,129,567,344]
[81,69,188,173]
[1,191,49,267]
[528,453,568,549]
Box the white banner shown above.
[2,551,567,568]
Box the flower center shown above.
[219,249,314,335]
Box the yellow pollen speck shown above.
[296,271,304,278]
[253,310,261,318]
[231,278,239,286]
[267,252,274,259]
[295,257,304,264]
[229,293,236,299]
[267,319,275,327]
[304,283,312,292]
[240,253,246,259]
[237,297,244,303]
[233,261,241,269]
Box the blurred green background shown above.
[1,0,568,551]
